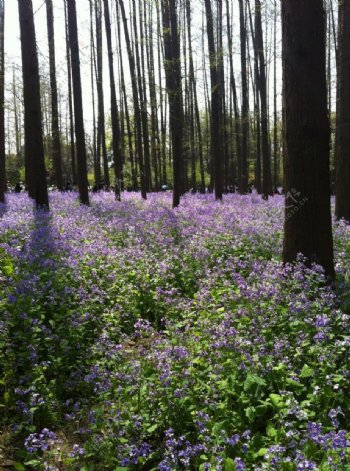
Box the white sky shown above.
[3,0,288,153]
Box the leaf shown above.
[257,447,268,457]
[245,406,256,422]
[147,423,158,433]
[244,373,266,392]
[266,423,277,437]
[300,364,314,378]
[212,420,229,436]
[24,460,41,468]
[224,457,236,471]
[286,378,304,389]
[269,393,284,408]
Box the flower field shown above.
[0,192,350,470]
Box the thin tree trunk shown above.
[255,0,272,198]
[238,0,249,193]
[204,0,223,200]
[273,0,279,189]
[0,0,5,203]
[103,0,122,199]
[118,0,147,199]
[64,0,76,185]
[95,0,110,188]
[46,0,63,190]
[66,0,89,204]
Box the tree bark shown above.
[118,0,147,199]
[238,0,249,193]
[162,0,184,207]
[66,0,89,204]
[103,0,122,200]
[0,0,5,203]
[255,0,272,198]
[204,0,223,200]
[335,0,350,221]
[45,0,63,190]
[282,0,334,278]
[18,0,49,209]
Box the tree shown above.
[95,0,110,188]
[282,0,334,278]
[103,0,122,200]
[162,0,184,207]
[118,0,147,199]
[18,0,49,209]
[63,0,76,185]
[66,0,89,204]
[204,0,223,200]
[238,0,249,194]
[45,0,63,190]
[255,0,272,198]
[0,0,5,204]
[335,0,350,221]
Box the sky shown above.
[3,0,286,154]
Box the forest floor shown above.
[0,192,350,470]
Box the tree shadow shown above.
[3,205,99,431]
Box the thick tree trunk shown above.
[18,0,49,209]
[335,0,350,221]
[67,0,89,204]
[46,0,63,190]
[282,0,334,278]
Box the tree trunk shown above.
[66,0,89,204]
[45,0,63,190]
[335,0,350,221]
[95,0,110,188]
[118,0,147,199]
[18,0,49,209]
[0,0,5,203]
[238,0,249,193]
[204,0,223,200]
[282,0,334,278]
[162,0,183,207]
[255,0,272,198]
[103,0,122,199]
[63,0,76,185]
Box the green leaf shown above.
[24,460,41,468]
[300,364,314,378]
[245,406,256,422]
[269,393,284,408]
[224,457,236,471]
[147,423,158,433]
[244,373,266,392]
[266,423,277,437]
[286,378,304,389]
[212,420,229,436]
[257,447,268,457]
